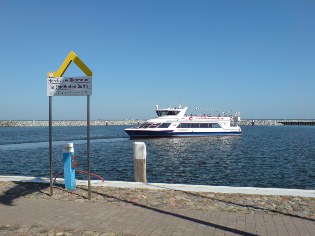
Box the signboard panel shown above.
[47,76,92,96]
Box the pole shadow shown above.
[146,184,315,222]
[88,187,257,236]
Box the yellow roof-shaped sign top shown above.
[48,51,93,77]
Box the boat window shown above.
[177,123,190,128]
[139,123,147,128]
[211,123,221,128]
[191,123,199,128]
[158,123,171,128]
[156,110,180,117]
[149,123,161,128]
[139,123,151,128]
[168,111,178,115]
[177,123,221,128]
[156,111,166,117]
[200,123,209,128]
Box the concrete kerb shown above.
[1,175,315,198]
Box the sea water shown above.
[0,125,314,189]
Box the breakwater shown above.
[1,120,315,127]
[279,121,315,126]
[241,120,315,126]
[0,120,144,127]
[240,120,282,126]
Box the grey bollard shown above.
[133,142,147,183]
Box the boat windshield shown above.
[158,123,171,128]
[156,110,180,117]
[139,123,160,128]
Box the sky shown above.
[0,0,314,120]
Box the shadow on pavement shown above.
[0,181,51,206]
[90,188,257,236]
[146,184,315,222]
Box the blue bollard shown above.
[63,143,76,190]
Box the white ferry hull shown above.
[125,128,242,139]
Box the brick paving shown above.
[0,195,314,236]
[0,181,314,235]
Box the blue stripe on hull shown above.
[125,130,242,139]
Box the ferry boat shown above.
[125,105,242,139]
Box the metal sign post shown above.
[47,51,93,199]
[49,96,53,195]
[87,95,91,199]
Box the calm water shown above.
[0,125,314,189]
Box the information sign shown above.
[47,51,93,199]
[47,76,92,96]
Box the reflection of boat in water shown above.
[125,105,242,139]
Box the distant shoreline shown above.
[0,120,144,127]
[1,119,315,127]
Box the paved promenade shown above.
[1,194,314,236]
[0,179,314,235]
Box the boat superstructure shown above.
[125,105,242,139]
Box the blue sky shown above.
[0,0,314,120]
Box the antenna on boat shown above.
[178,97,181,108]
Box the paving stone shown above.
[0,181,314,236]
